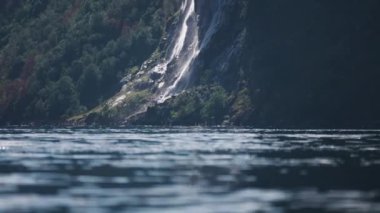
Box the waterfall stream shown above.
[156,0,200,103]
[106,0,228,120]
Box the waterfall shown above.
[107,0,228,117]
[155,0,200,103]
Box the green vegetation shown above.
[140,85,231,125]
[200,86,228,124]
[230,88,253,125]
[0,0,250,126]
[0,0,180,124]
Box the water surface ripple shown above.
[0,128,380,212]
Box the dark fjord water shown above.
[0,128,380,213]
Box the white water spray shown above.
[109,0,227,111]
[156,0,200,103]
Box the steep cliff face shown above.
[194,0,246,88]
[131,0,380,127]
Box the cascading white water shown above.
[155,0,200,103]
[108,0,227,112]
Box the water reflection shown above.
[0,128,380,212]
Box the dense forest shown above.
[1,0,380,128]
[0,0,180,124]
